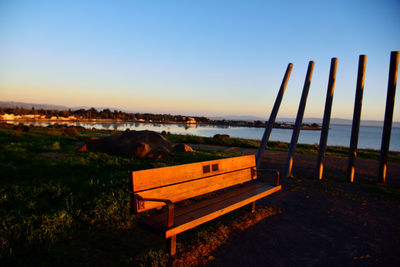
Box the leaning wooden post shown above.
[284,61,315,178]
[315,58,338,180]
[256,63,293,169]
[378,51,399,184]
[346,55,367,183]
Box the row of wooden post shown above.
[256,51,399,184]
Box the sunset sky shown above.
[1,0,399,120]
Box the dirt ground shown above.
[188,144,400,266]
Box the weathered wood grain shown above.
[135,168,254,212]
[139,181,281,237]
[132,155,256,192]
[165,183,281,238]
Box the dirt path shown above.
[188,144,400,266]
[189,143,400,184]
[206,178,400,266]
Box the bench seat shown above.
[141,181,281,238]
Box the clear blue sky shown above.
[1,0,399,120]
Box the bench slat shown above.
[141,181,267,229]
[167,183,281,237]
[139,181,281,237]
[135,168,254,212]
[132,155,256,192]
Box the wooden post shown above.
[378,51,399,183]
[168,236,177,256]
[284,61,315,179]
[347,55,367,183]
[256,63,293,169]
[315,58,338,180]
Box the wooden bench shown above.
[129,155,281,255]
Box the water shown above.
[12,121,400,151]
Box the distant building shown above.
[1,113,13,120]
[185,117,196,124]
[0,113,21,120]
[22,114,35,119]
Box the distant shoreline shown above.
[3,101,399,127]
[1,118,323,130]
[3,119,400,151]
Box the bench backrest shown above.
[131,155,257,213]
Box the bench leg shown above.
[251,201,256,213]
[167,235,177,256]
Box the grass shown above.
[0,125,243,266]
[1,124,399,266]
[165,133,400,162]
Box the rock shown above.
[174,143,193,152]
[78,130,173,159]
[130,142,152,158]
[62,127,81,136]
[76,137,101,152]
[13,123,29,132]
[213,134,230,139]
[85,136,119,153]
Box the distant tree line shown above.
[0,106,321,129]
[0,106,213,123]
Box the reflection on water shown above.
[7,121,400,151]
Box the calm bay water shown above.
[18,121,400,152]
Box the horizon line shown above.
[0,100,399,124]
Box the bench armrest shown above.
[257,168,280,186]
[135,196,175,228]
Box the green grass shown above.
[0,125,241,266]
[165,133,400,162]
[165,133,260,149]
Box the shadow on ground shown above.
[204,154,400,266]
